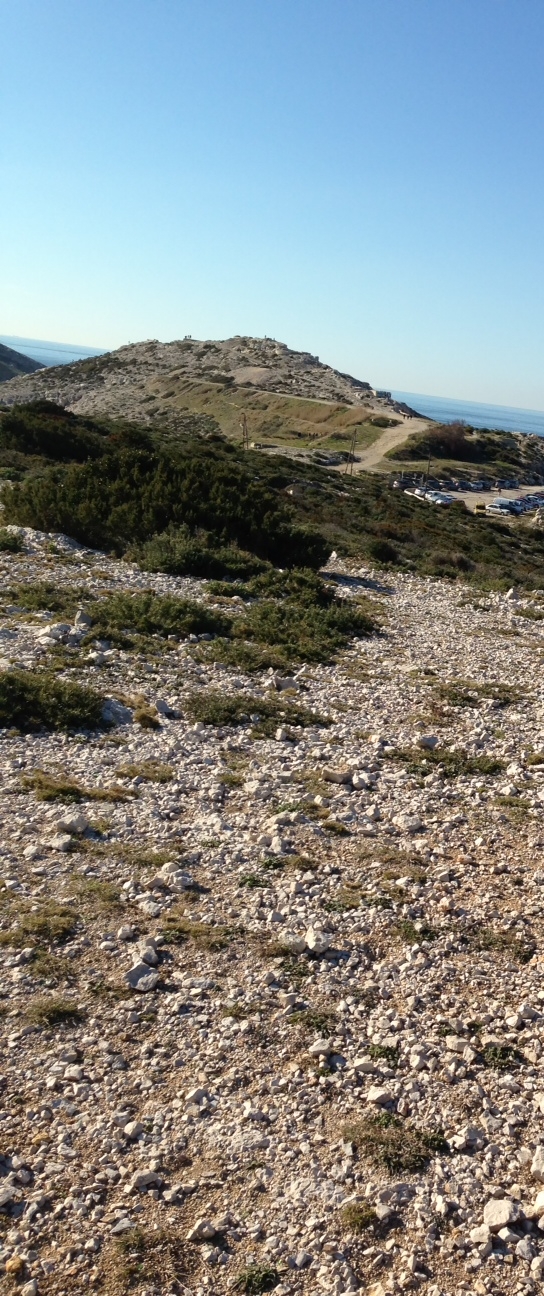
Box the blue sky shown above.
[3,0,544,406]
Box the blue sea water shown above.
[0,335,106,367]
[391,389,544,438]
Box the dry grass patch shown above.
[21,768,134,802]
[0,901,76,948]
[100,1226,196,1294]
[344,1113,448,1173]
[24,996,85,1027]
[115,760,173,782]
[161,910,233,952]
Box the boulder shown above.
[483,1198,519,1232]
[124,962,160,993]
[531,1146,544,1182]
[323,766,353,785]
[305,927,332,954]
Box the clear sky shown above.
[3,0,544,406]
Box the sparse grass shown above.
[516,605,544,621]
[395,919,439,944]
[67,877,122,916]
[467,925,535,964]
[115,760,173,782]
[161,911,232,951]
[343,1113,448,1173]
[340,1202,380,1234]
[133,705,161,729]
[0,902,76,948]
[481,1043,523,1070]
[21,768,133,802]
[436,679,524,708]
[24,996,85,1027]
[104,1226,193,1294]
[183,688,329,735]
[325,885,362,912]
[322,818,350,836]
[234,1264,280,1294]
[290,1008,337,1034]
[386,746,504,779]
[0,669,106,732]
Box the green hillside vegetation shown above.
[129,375,389,457]
[387,421,544,481]
[3,401,544,591]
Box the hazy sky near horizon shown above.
[3,0,544,407]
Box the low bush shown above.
[0,528,23,552]
[234,1266,280,1294]
[3,581,87,617]
[4,434,330,568]
[133,528,270,579]
[89,591,232,644]
[235,597,376,664]
[0,669,107,732]
[183,688,329,734]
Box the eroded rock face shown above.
[2,537,544,1293]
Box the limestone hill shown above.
[0,341,43,384]
[0,335,419,460]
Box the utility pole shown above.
[345,426,358,475]
[239,413,249,450]
[423,447,432,496]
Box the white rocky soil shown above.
[2,533,544,1296]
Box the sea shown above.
[0,335,105,367]
[391,389,544,438]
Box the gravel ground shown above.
[2,532,544,1296]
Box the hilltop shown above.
[0,341,43,384]
[0,336,421,463]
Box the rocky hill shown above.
[0,341,43,384]
[0,335,418,432]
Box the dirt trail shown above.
[354,415,432,471]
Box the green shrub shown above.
[193,638,292,673]
[3,581,86,617]
[234,1266,279,1294]
[89,591,232,644]
[183,688,328,734]
[368,538,398,564]
[133,528,270,579]
[4,437,330,568]
[0,669,106,732]
[0,401,111,462]
[0,528,23,552]
[236,597,376,664]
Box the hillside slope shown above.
[0,336,419,454]
[0,341,44,384]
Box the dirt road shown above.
[354,416,432,471]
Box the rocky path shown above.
[2,535,544,1296]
